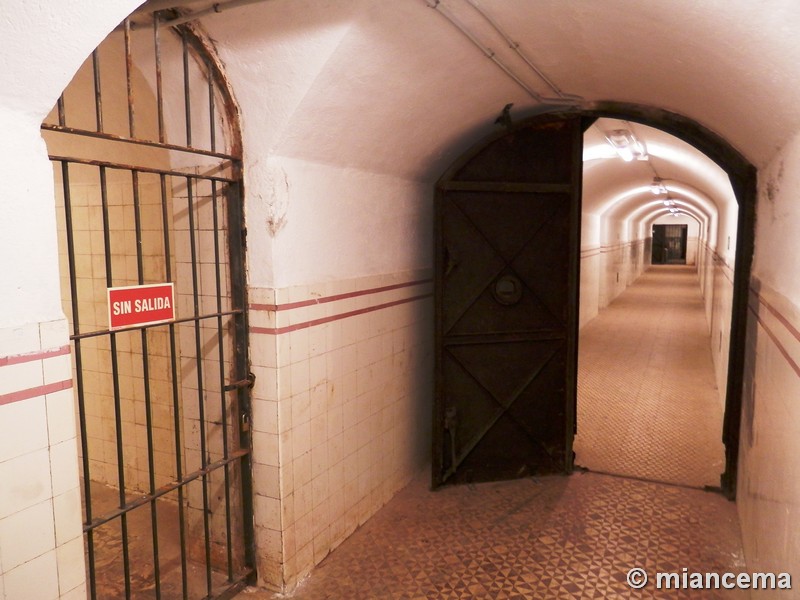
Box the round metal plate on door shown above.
[492,274,523,305]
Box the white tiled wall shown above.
[696,241,735,407]
[737,280,800,598]
[247,270,433,590]
[580,239,649,328]
[0,319,85,600]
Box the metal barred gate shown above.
[42,11,254,599]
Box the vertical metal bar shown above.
[57,95,66,127]
[207,58,217,154]
[186,176,213,595]
[60,161,98,600]
[208,56,234,580]
[225,178,256,573]
[154,14,166,143]
[99,165,131,599]
[124,18,136,138]
[182,34,192,148]
[92,50,104,133]
[160,174,189,599]
[132,171,162,599]
[211,179,234,580]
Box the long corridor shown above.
[238,266,746,599]
[574,265,726,488]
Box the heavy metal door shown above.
[433,116,583,487]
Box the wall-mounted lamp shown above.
[604,129,648,162]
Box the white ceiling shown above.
[583,118,734,226]
[181,0,752,234]
[191,0,800,183]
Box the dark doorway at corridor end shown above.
[652,224,688,265]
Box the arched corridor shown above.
[575,265,725,489]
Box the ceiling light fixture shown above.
[662,198,675,207]
[651,177,668,195]
[604,129,648,162]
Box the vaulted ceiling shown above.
[157,0,800,180]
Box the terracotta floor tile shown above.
[574,265,725,488]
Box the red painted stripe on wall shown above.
[600,240,645,253]
[0,379,73,407]
[757,294,800,346]
[251,293,433,336]
[749,303,800,380]
[249,279,433,312]
[0,345,70,367]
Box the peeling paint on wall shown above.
[264,158,290,236]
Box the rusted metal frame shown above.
[47,154,237,183]
[721,165,757,499]
[41,124,239,161]
[209,58,235,581]
[178,23,244,159]
[98,164,133,600]
[208,57,218,154]
[565,117,584,454]
[178,20,253,574]
[212,180,235,580]
[83,449,249,531]
[225,178,256,576]
[92,50,104,132]
[186,176,214,595]
[159,173,190,599]
[131,171,162,599]
[183,33,193,148]
[432,187,445,488]
[58,160,98,599]
[154,14,166,143]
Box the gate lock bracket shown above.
[224,371,256,392]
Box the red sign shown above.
[107,283,175,329]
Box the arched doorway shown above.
[42,11,254,599]
[432,105,755,499]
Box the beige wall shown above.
[737,129,800,596]
[248,271,433,588]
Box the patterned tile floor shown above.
[574,265,726,489]
[238,472,746,599]
[236,266,746,599]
